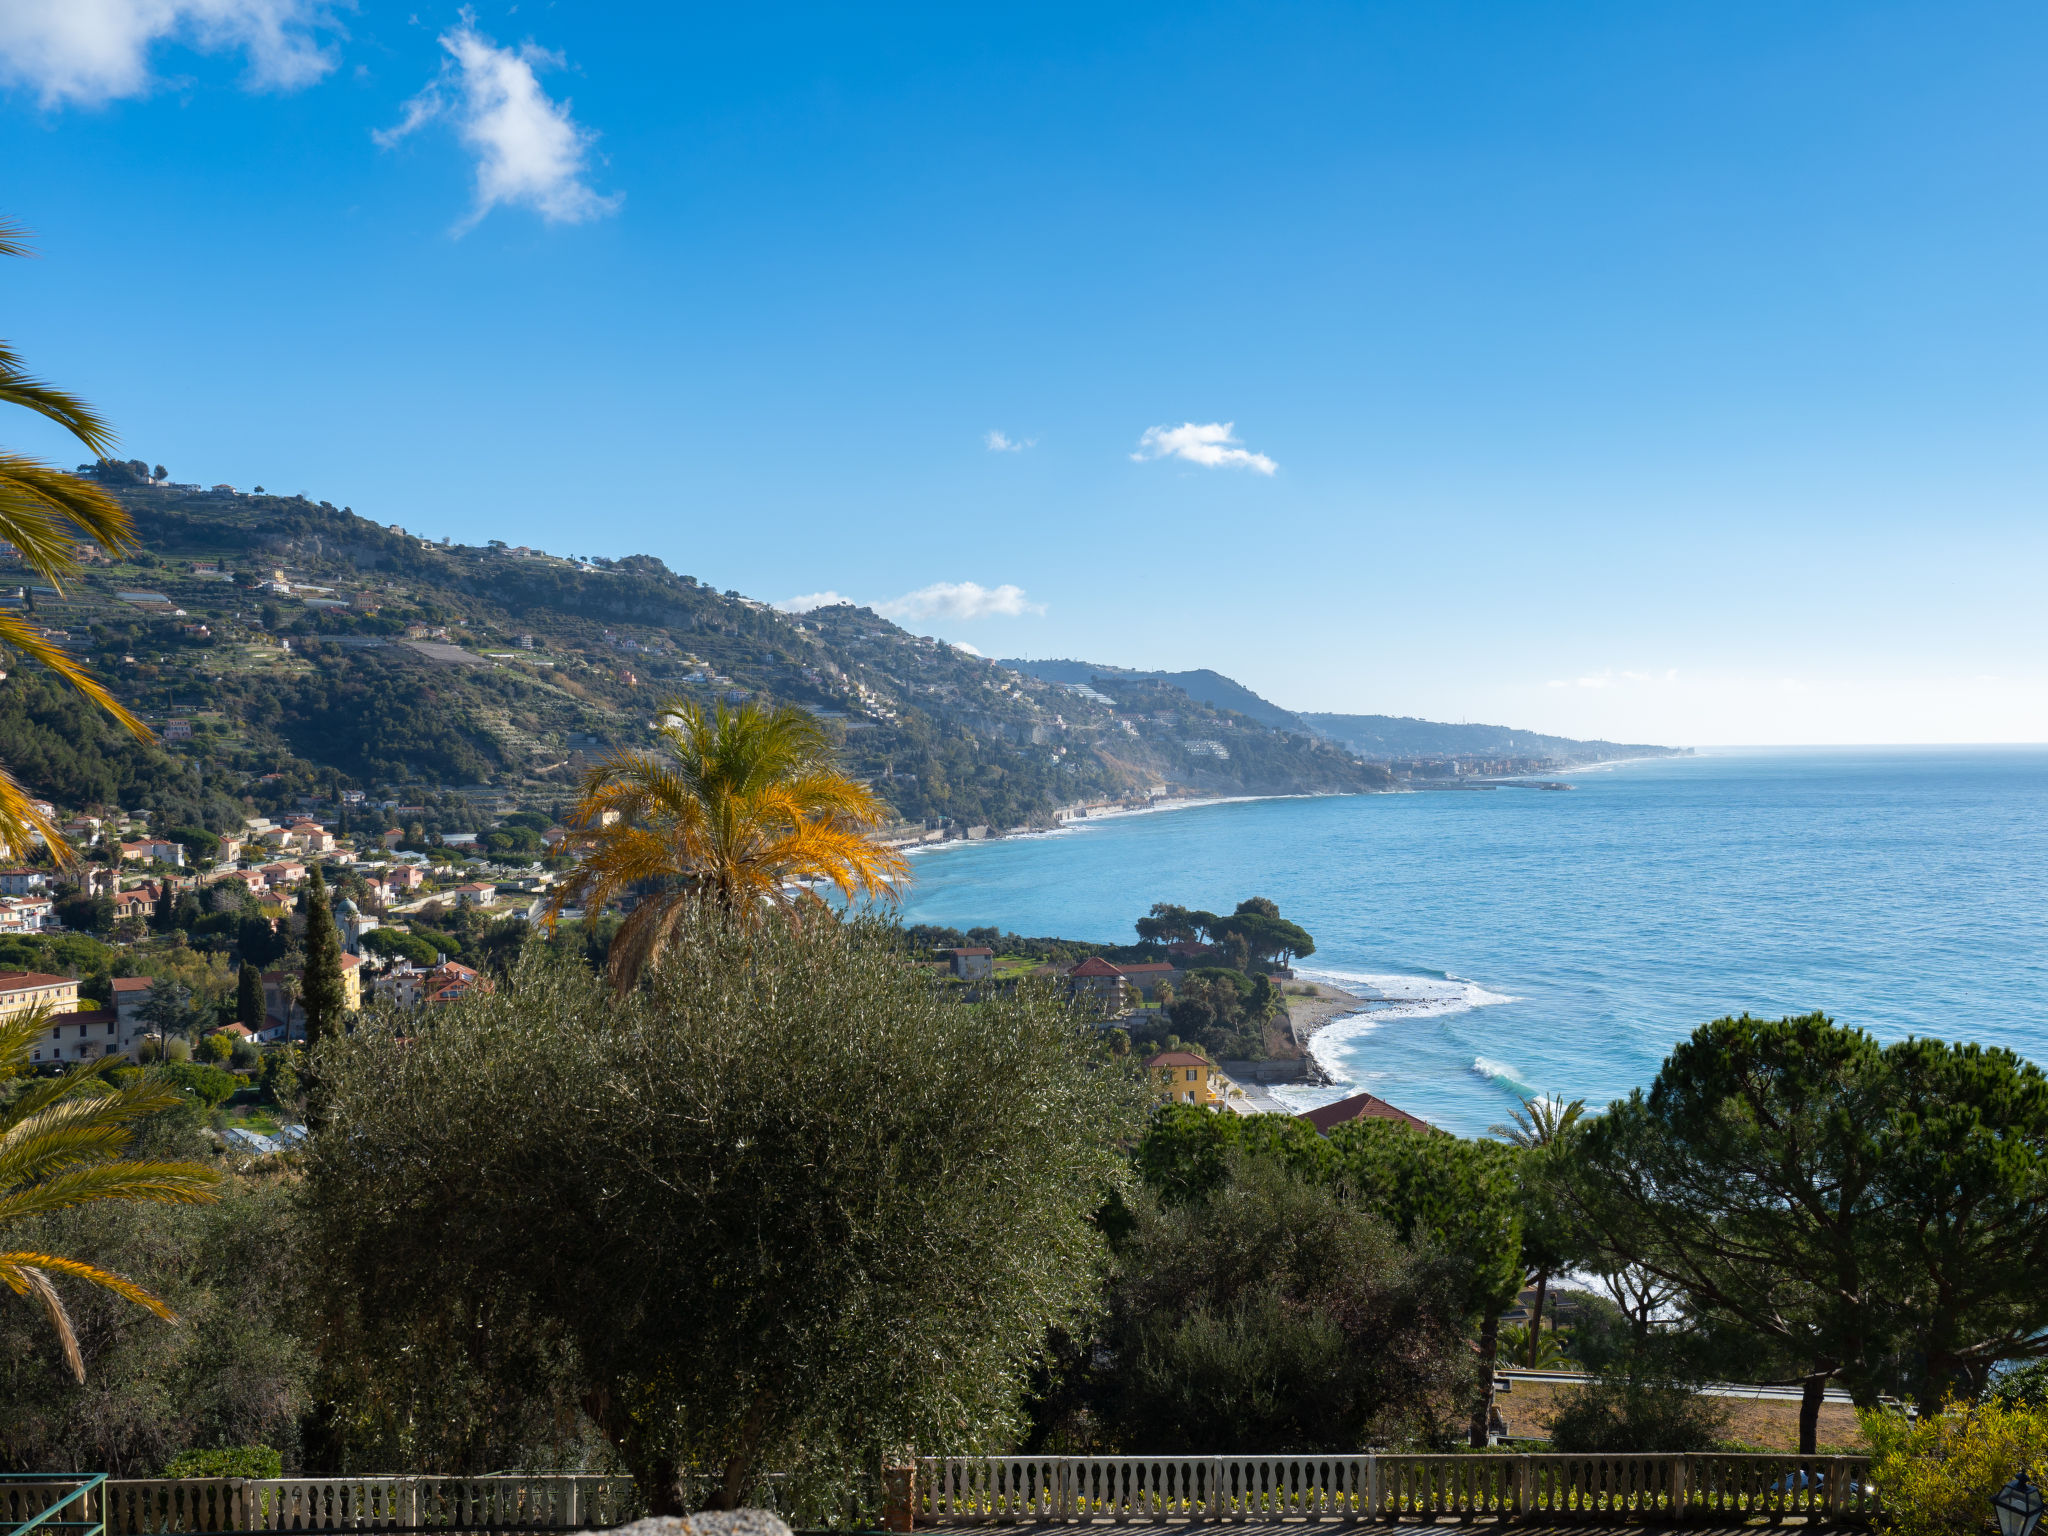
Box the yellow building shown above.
[0,969,79,1019]
[1145,1048,1228,1107]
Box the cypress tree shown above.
[236,961,264,1031]
[300,865,346,1051]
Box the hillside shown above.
[1302,713,1688,765]
[1003,658,1686,767]
[0,474,1392,835]
[1001,659,1307,732]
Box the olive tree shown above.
[304,912,1148,1516]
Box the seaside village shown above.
[3,799,505,1098]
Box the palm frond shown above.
[0,219,31,260]
[7,1263,84,1382]
[0,453,138,569]
[0,344,118,458]
[0,1160,221,1230]
[0,1251,177,1319]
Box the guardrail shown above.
[5,1478,637,1535]
[3,1475,108,1536]
[913,1454,1876,1524]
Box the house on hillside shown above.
[373,959,493,1009]
[1297,1090,1435,1135]
[30,1008,121,1064]
[0,970,79,1020]
[0,868,50,896]
[119,837,185,867]
[257,955,363,1040]
[1145,1048,1233,1107]
[939,946,994,981]
[1066,955,1130,1012]
[111,883,162,924]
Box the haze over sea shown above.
[897,748,2048,1136]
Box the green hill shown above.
[0,476,1391,835]
[1302,712,1687,764]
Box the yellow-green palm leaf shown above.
[0,1003,218,1380]
[547,699,911,990]
[0,222,150,865]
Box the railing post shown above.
[883,1464,916,1532]
[1366,1457,1381,1524]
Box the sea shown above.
[894,747,2048,1137]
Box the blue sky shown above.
[4,2,2046,746]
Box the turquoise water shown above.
[896,748,2048,1136]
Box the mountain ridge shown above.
[0,476,1391,836]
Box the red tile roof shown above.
[111,976,153,994]
[1298,1091,1436,1135]
[1068,956,1126,977]
[1116,962,1176,975]
[0,970,75,991]
[1145,1049,1213,1069]
[943,946,994,956]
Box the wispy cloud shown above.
[776,581,1045,621]
[1547,669,1680,690]
[985,430,1035,452]
[1132,420,1277,475]
[376,14,619,232]
[0,0,340,106]
[878,582,1045,621]
[774,591,854,614]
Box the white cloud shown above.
[775,582,1044,621]
[0,0,339,106]
[774,591,854,614]
[985,430,1035,452]
[876,582,1045,621]
[1132,420,1277,475]
[1546,669,1680,690]
[376,15,619,231]
[949,640,984,657]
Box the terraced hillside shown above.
[0,477,1392,833]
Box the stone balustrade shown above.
[913,1453,1877,1524]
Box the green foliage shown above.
[1566,1012,2048,1415]
[1863,1398,2048,1536]
[482,825,543,859]
[0,1171,309,1474]
[305,913,1150,1514]
[1993,1359,2048,1409]
[1085,1156,1471,1454]
[1544,1377,1732,1454]
[236,963,264,1031]
[362,927,438,966]
[199,1032,233,1065]
[0,931,117,975]
[162,1445,283,1479]
[1135,1103,1332,1203]
[500,810,553,834]
[299,868,345,1059]
[0,670,243,829]
[140,1060,238,1109]
[164,825,220,862]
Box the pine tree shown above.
[236,960,264,1031]
[300,866,346,1050]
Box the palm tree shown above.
[546,699,910,991]
[0,218,152,859]
[1491,1093,1589,1367]
[0,1007,221,1380]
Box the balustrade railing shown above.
[34,1477,636,1535]
[913,1453,1876,1524]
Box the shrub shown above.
[161,1444,283,1479]
[1545,1377,1730,1453]
[1863,1398,2048,1536]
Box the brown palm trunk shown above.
[1471,1311,1502,1447]
[1526,1270,1550,1367]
